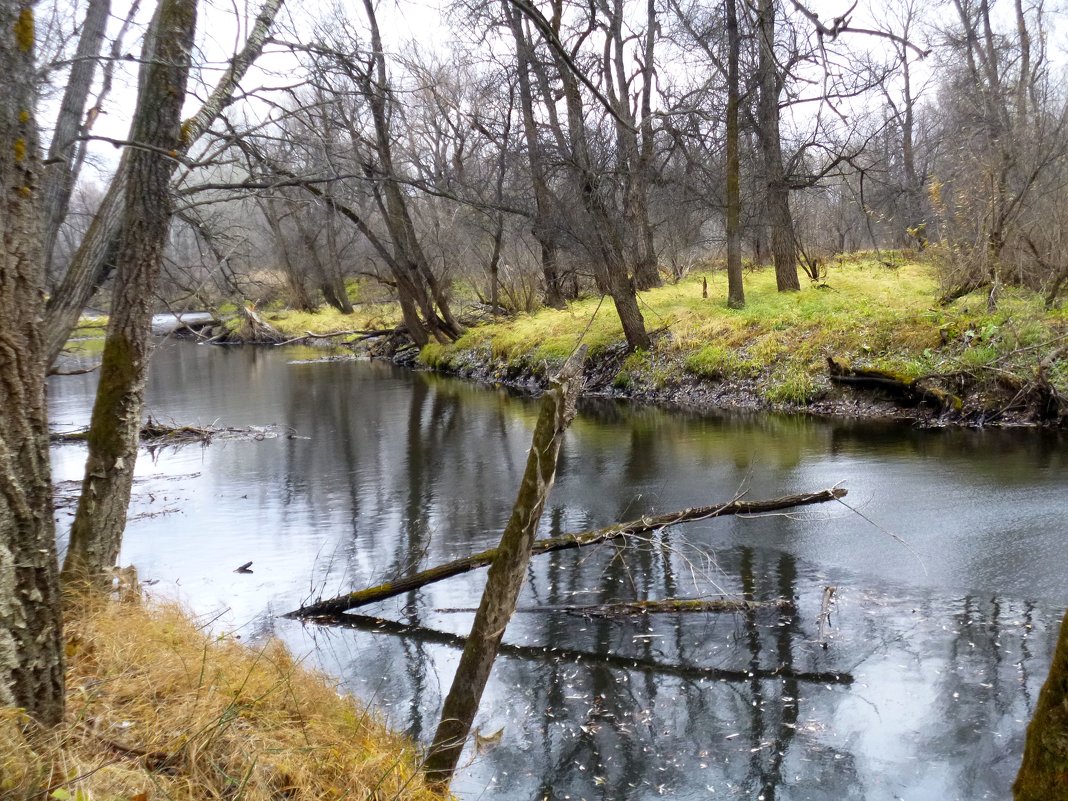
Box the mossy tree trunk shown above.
[423,348,586,789]
[62,0,198,584]
[0,0,66,726]
[1014,609,1068,799]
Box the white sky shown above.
[41,0,1065,185]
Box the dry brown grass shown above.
[1,596,444,801]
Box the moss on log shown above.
[1014,609,1068,800]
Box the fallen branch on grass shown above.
[286,486,847,619]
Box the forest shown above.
[2,0,1067,797]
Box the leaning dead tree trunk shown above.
[286,487,847,618]
[421,346,586,789]
[1014,609,1068,800]
[62,0,198,585]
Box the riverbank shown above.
[414,258,1066,427]
[0,595,442,801]
[71,256,1068,426]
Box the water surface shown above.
[49,342,1067,800]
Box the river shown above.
[48,340,1068,800]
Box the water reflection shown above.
[47,342,1066,800]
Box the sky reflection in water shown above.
[48,342,1066,800]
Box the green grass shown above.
[264,304,401,344]
[426,256,1067,408]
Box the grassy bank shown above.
[415,257,1067,422]
[1,597,441,801]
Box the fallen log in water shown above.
[285,486,847,619]
[434,597,795,617]
[326,612,853,685]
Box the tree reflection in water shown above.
[76,344,1065,801]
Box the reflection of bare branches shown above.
[324,613,854,685]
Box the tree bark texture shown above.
[62,0,198,583]
[757,0,799,292]
[422,347,587,789]
[287,487,846,619]
[42,0,285,367]
[1014,609,1068,800]
[0,0,66,726]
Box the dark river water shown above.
[49,341,1068,801]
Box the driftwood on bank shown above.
[827,356,962,413]
[286,486,847,619]
[328,612,854,685]
[435,597,795,617]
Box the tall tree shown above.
[545,0,651,349]
[505,0,567,308]
[756,0,800,291]
[62,0,198,582]
[725,0,745,307]
[0,0,65,725]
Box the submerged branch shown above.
[435,597,795,617]
[286,486,847,618]
[51,418,295,446]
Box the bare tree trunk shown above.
[259,196,316,311]
[725,0,745,308]
[361,0,461,343]
[0,0,65,726]
[601,0,660,292]
[42,0,285,367]
[553,17,650,350]
[505,0,565,308]
[423,347,586,789]
[62,0,198,584]
[41,0,111,276]
[322,200,354,313]
[1014,610,1068,800]
[757,0,799,292]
